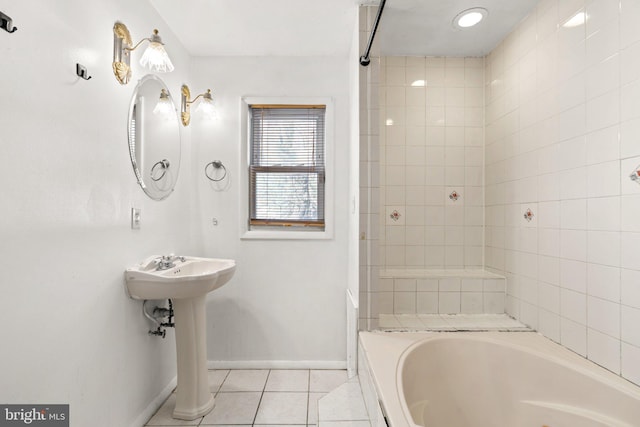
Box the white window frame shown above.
[240,96,334,240]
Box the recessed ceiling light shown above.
[453,7,488,29]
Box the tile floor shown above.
[378,313,530,331]
[145,369,369,427]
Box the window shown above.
[248,104,326,231]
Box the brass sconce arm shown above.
[125,29,163,53]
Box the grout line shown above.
[306,369,311,426]
[251,369,270,426]
[216,369,231,395]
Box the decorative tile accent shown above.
[384,206,405,225]
[449,190,460,201]
[524,208,534,222]
[630,165,640,184]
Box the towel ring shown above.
[205,161,227,182]
[151,159,170,181]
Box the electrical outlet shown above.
[131,208,141,229]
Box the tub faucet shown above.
[155,254,186,270]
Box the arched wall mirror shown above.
[128,74,181,200]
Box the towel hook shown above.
[0,11,17,33]
[76,63,92,80]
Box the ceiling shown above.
[377,0,539,57]
[150,0,539,58]
[149,0,358,57]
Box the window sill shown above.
[241,229,333,240]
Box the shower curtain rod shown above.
[359,0,387,66]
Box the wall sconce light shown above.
[181,84,214,126]
[112,22,174,85]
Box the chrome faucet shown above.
[155,254,186,270]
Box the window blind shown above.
[249,105,326,229]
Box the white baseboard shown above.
[208,360,347,370]
[129,376,177,427]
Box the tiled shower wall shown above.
[485,0,640,385]
[379,57,485,269]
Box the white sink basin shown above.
[124,255,236,420]
[125,256,235,300]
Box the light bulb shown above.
[196,98,216,120]
[195,90,216,120]
[153,89,173,120]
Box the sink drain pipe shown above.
[143,299,175,338]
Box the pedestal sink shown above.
[125,255,236,420]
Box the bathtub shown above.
[358,332,640,427]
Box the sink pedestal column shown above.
[171,295,215,420]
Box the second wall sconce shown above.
[112,21,174,85]
[181,85,214,126]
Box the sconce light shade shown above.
[195,90,215,120]
[112,22,174,85]
[139,30,174,73]
[181,84,214,126]
[153,89,174,119]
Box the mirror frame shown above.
[127,74,181,201]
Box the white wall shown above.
[485,0,640,386]
[0,1,195,425]
[347,9,362,376]
[348,0,362,318]
[189,56,351,366]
